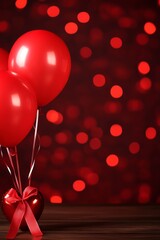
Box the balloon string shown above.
[28,133,40,183]
[28,109,40,186]
[14,146,22,195]
[0,146,18,191]
[6,147,20,193]
[0,145,3,158]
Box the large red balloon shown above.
[0,48,8,71]
[0,71,37,147]
[8,30,71,106]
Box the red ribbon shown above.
[6,186,43,239]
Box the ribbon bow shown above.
[6,186,43,239]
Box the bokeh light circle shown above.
[80,46,92,58]
[139,77,152,91]
[85,172,99,185]
[89,137,101,150]
[76,132,88,144]
[15,0,27,9]
[136,33,149,45]
[93,74,106,87]
[138,184,151,203]
[110,37,122,49]
[110,85,123,98]
[129,142,140,154]
[77,11,90,23]
[0,20,9,32]
[73,180,86,192]
[65,22,78,34]
[138,61,150,74]
[145,127,157,140]
[47,5,60,17]
[106,154,119,167]
[144,22,156,35]
[46,110,63,124]
[110,124,122,137]
[50,195,62,204]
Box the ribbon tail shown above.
[25,202,43,236]
[7,202,25,239]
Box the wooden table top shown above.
[0,205,160,239]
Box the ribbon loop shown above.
[5,188,21,203]
[6,186,43,239]
[23,186,38,200]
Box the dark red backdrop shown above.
[0,0,160,204]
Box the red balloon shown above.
[0,48,8,71]
[8,30,71,106]
[0,71,37,147]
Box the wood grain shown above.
[0,205,160,239]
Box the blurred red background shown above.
[0,0,160,205]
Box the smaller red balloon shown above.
[0,48,8,71]
[0,71,37,147]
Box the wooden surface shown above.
[0,205,160,239]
